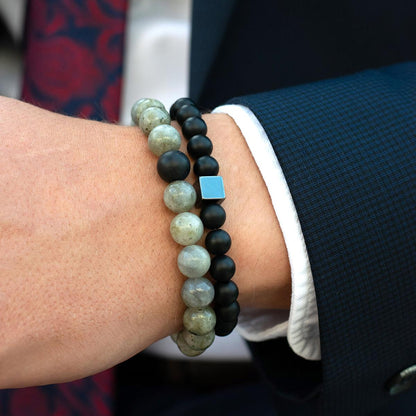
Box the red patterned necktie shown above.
[1,1,127,415]
[22,0,127,122]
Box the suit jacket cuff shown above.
[213,104,321,360]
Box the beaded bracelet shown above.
[131,97,239,356]
[170,98,240,337]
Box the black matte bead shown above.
[187,135,213,159]
[182,116,207,139]
[176,104,201,125]
[210,255,236,282]
[215,301,240,322]
[200,204,226,229]
[215,317,238,337]
[157,150,190,183]
[194,156,219,176]
[170,97,196,120]
[205,230,231,255]
[214,281,239,306]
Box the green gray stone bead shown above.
[148,124,181,156]
[183,306,216,335]
[139,107,171,135]
[182,328,215,351]
[170,332,179,344]
[164,180,197,213]
[170,212,203,246]
[181,277,214,307]
[131,98,165,125]
[176,331,205,356]
[177,245,211,278]
[130,98,146,125]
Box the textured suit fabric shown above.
[191,1,416,415]
[230,62,416,415]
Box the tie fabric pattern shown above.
[22,0,127,122]
[1,1,127,415]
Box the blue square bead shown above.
[199,176,225,201]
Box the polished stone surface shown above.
[177,245,211,278]
[183,306,216,335]
[170,212,204,246]
[139,106,171,135]
[148,124,181,156]
[164,180,197,213]
[181,277,214,307]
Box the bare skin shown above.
[0,96,290,388]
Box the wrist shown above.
[201,113,291,310]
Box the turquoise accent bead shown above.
[148,124,181,156]
[177,245,211,278]
[139,107,171,135]
[199,176,225,201]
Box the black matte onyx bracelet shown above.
[170,97,240,337]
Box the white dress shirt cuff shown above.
[213,104,321,361]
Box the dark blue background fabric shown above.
[192,0,416,108]
[191,1,416,415]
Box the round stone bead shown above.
[163,180,197,213]
[205,230,231,255]
[182,116,207,140]
[148,124,181,156]
[170,332,179,343]
[187,135,213,159]
[176,104,201,125]
[170,212,204,246]
[214,281,239,306]
[181,277,214,308]
[176,331,205,356]
[182,328,215,350]
[194,155,219,176]
[210,255,236,282]
[200,204,226,229]
[215,301,240,322]
[183,306,216,335]
[157,151,190,183]
[131,98,165,125]
[130,98,146,125]
[177,245,211,278]
[215,317,238,337]
[170,97,196,120]
[139,106,171,135]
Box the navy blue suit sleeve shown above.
[229,62,416,415]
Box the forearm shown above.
[0,96,290,387]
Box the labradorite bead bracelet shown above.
[131,97,239,356]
